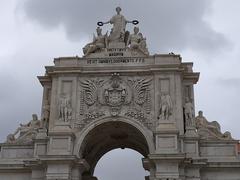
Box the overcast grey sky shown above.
[0,0,240,180]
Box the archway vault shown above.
[76,119,153,174]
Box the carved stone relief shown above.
[58,93,72,122]
[184,97,195,128]
[42,99,50,129]
[158,92,173,121]
[75,73,153,130]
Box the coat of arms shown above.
[78,73,153,129]
[104,73,128,116]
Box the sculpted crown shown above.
[83,7,149,57]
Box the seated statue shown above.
[6,134,16,143]
[83,27,107,56]
[195,111,232,140]
[129,27,149,55]
[13,114,40,139]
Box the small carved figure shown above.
[184,97,194,127]
[83,27,107,56]
[59,93,72,122]
[129,27,141,48]
[129,27,149,55]
[42,100,50,128]
[195,111,232,140]
[158,92,173,120]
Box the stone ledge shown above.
[148,153,185,160]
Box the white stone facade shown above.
[1,7,240,180]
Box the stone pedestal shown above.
[185,126,198,137]
[155,121,179,154]
[34,128,48,157]
[48,123,74,156]
[108,41,125,48]
[46,162,71,180]
[184,136,200,158]
[152,121,184,179]
[148,154,185,180]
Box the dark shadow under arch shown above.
[79,121,150,175]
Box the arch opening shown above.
[79,121,150,176]
[94,148,149,180]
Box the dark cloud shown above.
[19,0,231,54]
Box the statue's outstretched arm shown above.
[127,20,139,25]
[103,21,110,24]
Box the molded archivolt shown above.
[74,117,154,174]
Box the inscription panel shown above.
[86,57,145,64]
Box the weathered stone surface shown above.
[0,7,240,180]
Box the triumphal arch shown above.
[1,7,240,180]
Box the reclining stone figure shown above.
[83,27,107,56]
[195,111,232,140]
[5,114,41,143]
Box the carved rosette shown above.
[75,74,153,130]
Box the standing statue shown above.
[42,100,50,129]
[129,27,149,55]
[59,93,72,122]
[98,7,138,45]
[184,97,194,127]
[158,92,173,120]
[83,27,107,56]
[101,7,131,42]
